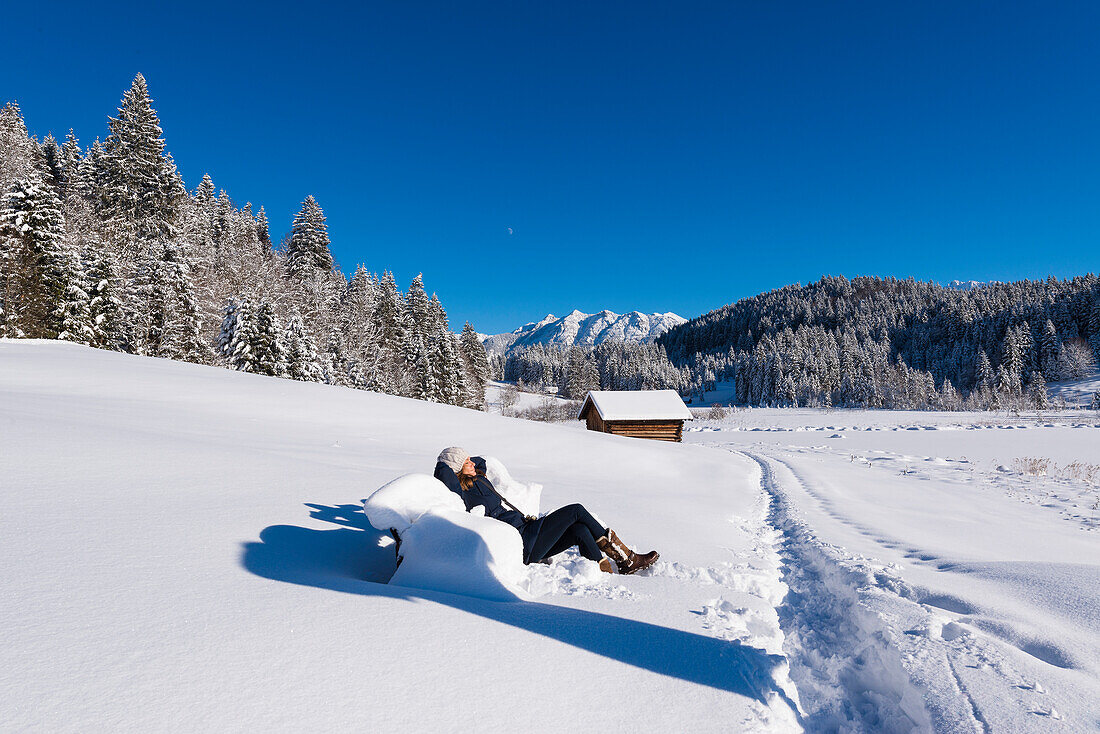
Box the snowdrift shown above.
[363,473,529,601]
[362,457,543,601]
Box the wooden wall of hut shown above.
[603,420,684,442]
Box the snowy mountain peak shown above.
[482,310,687,355]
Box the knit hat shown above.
[437,446,470,474]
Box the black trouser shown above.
[527,503,608,563]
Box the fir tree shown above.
[84,243,127,349]
[285,195,332,276]
[433,331,467,405]
[99,74,183,242]
[975,349,994,391]
[1027,372,1048,409]
[282,311,324,382]
[1002,326,1023,384]
[251,301,284,376]
[59,130,82,198]
[459,321,491,408]
[411,335,436,401]
[195,173,215,208]
[1039,319,1061,380]
[75,138,105,204]
[1089,299,1100,362]
[219,298,258,372]
[0,175,81,339]
[0,102,41,193]
[39,134,63,192]
[255,205,273,255]
[146,242,205,362]
[405,273,433,347]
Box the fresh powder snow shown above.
[3,340,1098,732]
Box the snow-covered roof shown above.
[578,390,693,421]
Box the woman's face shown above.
[460,458,476,477]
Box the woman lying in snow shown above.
[433,447,659,575]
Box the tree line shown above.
[0,74,491,408]
[658,275,1100,410]
[496,341,687,398]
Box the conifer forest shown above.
[0,75,491,409]
[659,275,1100,410]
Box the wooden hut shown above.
[577,390,693,442]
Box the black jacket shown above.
[433,457,544,562]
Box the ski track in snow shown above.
[730,447,1073,733]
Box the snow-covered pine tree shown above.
[1039,319,1061,380]
[940,378,960,410]
[1091,390,1100,411]
[411,335,436,401]
[404,273,433,346]
[1027,371,1048,409]
[255,205,273,256]
[459,321,491,408]
[432,330,467,406]
[374,270,411,394]
[0,102,42,194]
[146,242,205,363]
[1089,299,1100,362]
[975,349,994,391]
[1016,322,1035,377]
[53,231,96,347]
[251,301,284,377]
[39,134,63,192]
[340,265,381,385]
[83,242,127,349]
[403,274,436,392]
[285,195,333,277]
[59,131,82,199]
[99,74,184,245]
[195,173,215,206]
[219,298,258,372]
[0,175,85,339]
[1001,326,1023,387]
[282,311,324,382]
[75,138,106,205]
[213,190,232,257]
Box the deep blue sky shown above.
[3,2,1099,334]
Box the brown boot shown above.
[598,557,616,574]
[598,529,659,575]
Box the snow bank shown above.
[362,471,531,602]
[388,509,528,602]
[361,473,464,535]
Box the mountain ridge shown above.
[483,309,686,355]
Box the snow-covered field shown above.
[3,341,1098,732]
[484,380,580,419]
[688,409,1100,731]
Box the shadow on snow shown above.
[241,502,797,710]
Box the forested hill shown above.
[0,75,492,409]
[657,275,1100,409]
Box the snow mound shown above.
[361,473,464,535]
[520,548,637,599]
[363,473,528,602]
